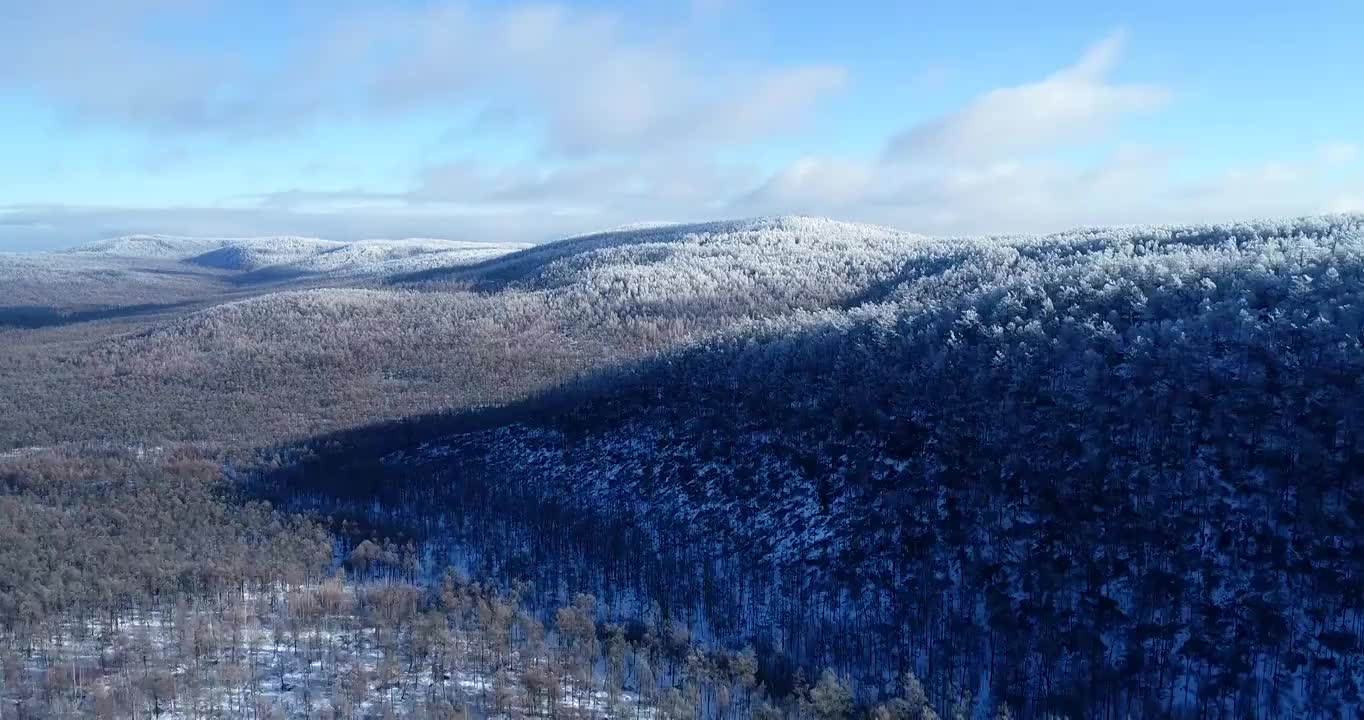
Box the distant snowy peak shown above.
[257,238,528,277]
[597,221,685,233]
[70,235,243,261]
[67,235,528,278]
[297,238,530,274]
[554,215,923,260]
[186,238,346,272]
[558,215,905,246]
[460,215,924,292]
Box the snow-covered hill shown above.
[69,234,240,260]
[9,214,1364,717]
[266,213,1364,719]
[63,234,529,280]
[184,237,345,271]
[183,237,529,276]
[0,251,239,311]
[423,215,924,293]
[292,239,529,277]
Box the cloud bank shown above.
[885,33,1170,163]
[1,7,1360,250]
[0,1,844,153]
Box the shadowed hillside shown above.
[257,214,1364,718]
[3,215,1363,718]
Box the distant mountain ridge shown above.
[68,233,243,260]
[404,215,926,294]
[64,233,530,279]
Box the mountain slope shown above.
[0,251,239,319]
[67,233,529,279]
[270,213,1364,719]
[0,231,529,332]
[405,215,924,298]
[70,234,239,260]
[184,237,345,271]
[5,218,920,445]
[8,214,1364,717]
[185,236,530,277]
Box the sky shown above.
[2,0,1362,250]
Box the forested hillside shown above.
[3,215,1362,718]
[263,215,1364,719]
[5,450,885,720]
[0,218,922,447]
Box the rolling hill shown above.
[3,215,1363,717]
[262,214,1364,718]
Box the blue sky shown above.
[2,0,1361,250]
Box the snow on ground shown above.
[16,585,659,720]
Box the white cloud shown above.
[258,153,757,222]
[1319,142,1361,166]
[6,138,1361,251]
[742,157,878,210]
[884,31,1170,163]
[0,1,844,153]
[0,2,258,130]
[1329,194,1364,213]
[735,139,1364,236]
[705,66,849,141]
[4,16,1361,250]
[1182,152,1363,220]
[365,3,846,152]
